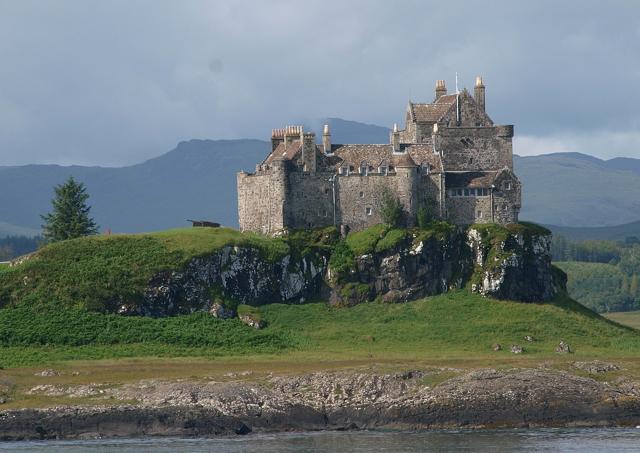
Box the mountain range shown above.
[1,118,639,236]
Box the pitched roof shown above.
[445,171,498,188]
[262,140,301,165]
[409,95,456,123]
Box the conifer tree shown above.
[41,176,99,242]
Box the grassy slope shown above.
[0,227,290,310]
[0,290,638,368]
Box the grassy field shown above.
[604,311,640,330]
[1,290,638,369]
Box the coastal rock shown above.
[3,368,640,440]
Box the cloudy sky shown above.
[1,0,639,166]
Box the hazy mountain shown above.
[515,153,640,227]
[0,221,40,238]
[545,220,640,242]
[1,118,639,234]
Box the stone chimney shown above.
[301,129,316,173]
[323,124,332,155]
[474,76,485,112]
[391,123,400,152]
[435,79,447,100]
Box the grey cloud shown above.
[0,0,639,166]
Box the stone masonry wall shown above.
[286,170,335,230]
[437,127,513,172]
[336,168,417,231]
[237,161,287,234]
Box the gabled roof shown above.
[262,140,301,165]
[409,95,456,123]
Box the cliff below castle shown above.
[0,222,563,316]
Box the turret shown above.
[391,123,400,152]
[323,124,332,155]
[435,79,447,100]
[474,76,485,112]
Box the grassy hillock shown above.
[0,290,639,368]
[0,227,335,311]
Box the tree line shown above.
[552,234,640,312]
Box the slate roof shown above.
[409,95,456,123]
[262,140,301,165]
[445,171,498,188]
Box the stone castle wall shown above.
[237,161,287,234]
[438,127,513,172]
[336,168,418,230]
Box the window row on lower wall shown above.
[447,187,490,197]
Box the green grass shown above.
[1,290,639,368]
[0,228,290,311]
[346,224,388,256]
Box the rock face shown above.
[137,246,328,316]
[3,367,640,440]
[467,225,562,302]
[125,224,560,315]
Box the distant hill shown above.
[515,152,640,227]
[0,139,267,233]
[1,119,639,232]
[546,220,640,242]
[0,221,40,238]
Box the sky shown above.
[0,0,639,167]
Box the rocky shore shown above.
[2,365,640,440]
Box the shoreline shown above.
[2,366,640,441]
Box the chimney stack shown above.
[474,76,485,112]
[435,79,447,100]
[391,123,400,152]
[323,124,332,154]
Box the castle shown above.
[237,77,521,234]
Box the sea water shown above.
[2,428,640,452]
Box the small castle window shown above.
[421,162,430,174]
[469,157,474,165]
[477,211,483,219]
[339,166,349,175]
[388,166,395,172]
[463,189,470,196]
[359,191,364,198]
[379,166,388,175]
[504,182,512,190]
[360,162,368,175]
[366,207,372,216]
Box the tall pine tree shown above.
[41,176,99,242]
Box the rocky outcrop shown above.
[3,367,640,440]
[467,224,561,301]
[132,246,328,316]
[120,223,560,315]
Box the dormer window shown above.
[503,181,512,190]
[360,162,368,175]
[339,166,349,176]
[421,162,430,174]
[379,166,388,175]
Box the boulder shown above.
[510,345,523,354]
[555,341,572,354]
[239,314,264,330]
[209,303,236,319]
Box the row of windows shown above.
[337,162,432,176]
[448,188,490,197]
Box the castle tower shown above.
[474,76,486,112]
[323,124,332,155]
[435,79,447,100]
